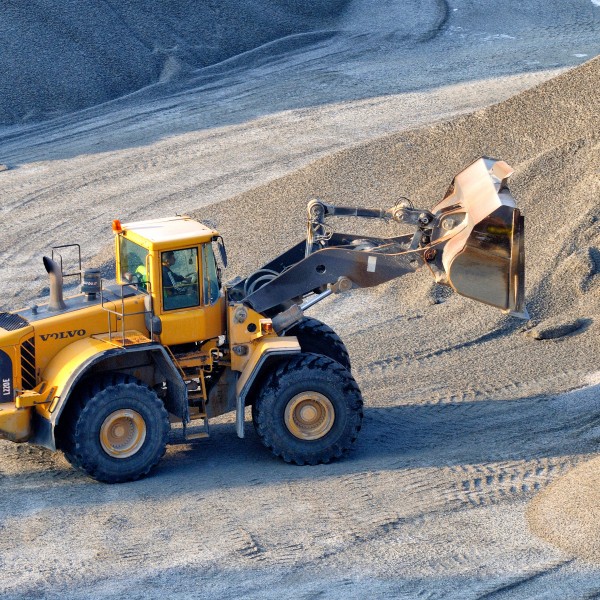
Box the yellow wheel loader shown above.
[0,158,526,482]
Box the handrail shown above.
[52,244,82,283]
[99,281,154,346]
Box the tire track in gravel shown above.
[330,469,410,545]
[362,369,589,406]
[344,370,600,535]
[451,458,580,508]
[362,385,600,464]
[269,478,320,566]
[356,326,517,378]
[201,467,271,563]
[290,470,545,575]
[158,430,279,566]
[329,458,582,545]
[93,529,184,571]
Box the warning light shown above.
[261,321,274,335]
[112,219,123,233]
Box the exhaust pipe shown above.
[43,256,67,312]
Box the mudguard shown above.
[32,335,187,449]
[235,336,300,438]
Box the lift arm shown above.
[228,157,527,330]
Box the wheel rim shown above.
[284,392,335,440]
[100,409,147,458]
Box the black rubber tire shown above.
[62,374,169,483]
[252,354,363,465]
[286,317,351,371]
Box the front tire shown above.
[252,354,363,465]
[286,317,351,371]
[63,375,169,483]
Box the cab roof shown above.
[119,216,218,249]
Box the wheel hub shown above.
[100,409,147,458]
[284,392,335,440]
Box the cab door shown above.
[157,245,225,346]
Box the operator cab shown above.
[114,216,225,345]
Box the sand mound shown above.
[189,59,600,565]
[0,0,457,126]
[198,57,600,327]
[0,1,348,124]
[527,455,600,563]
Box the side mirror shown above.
[215,236,228,268]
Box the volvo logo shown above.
[40,330,86,341]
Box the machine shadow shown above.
[153,381,600,491]
[2,382,597,508]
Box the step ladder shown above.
[165,346,214,443]
[182,388,210,442]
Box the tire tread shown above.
[62,374,169,483]
[253,354,363,466]
[287,317,351,370]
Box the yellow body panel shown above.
[36,335,122,420]
[227,304,275,372]
[233,335,301,438]
[158,297,225,346]
[120,216,217,251]
[0,403,31,442]
[236,336,301,397]
[0,327,34,348]
[33,297,147,376]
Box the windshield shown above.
[119,237,149,289]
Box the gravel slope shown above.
[0,2,599,598]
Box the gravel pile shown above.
[195,57,600,564]
[0,0,348,124]
[202,57,600,326]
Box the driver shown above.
[162,251,189,296]
[124,252,148,290]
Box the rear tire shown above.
[252,354,363,465]
[286,317,351,371]
[63,375,169,483]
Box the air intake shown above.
[0,312,29,331]
[20,337,36,390]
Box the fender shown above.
[32,335,187,449]
[235,336,300,438]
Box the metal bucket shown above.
[430,158,527,318]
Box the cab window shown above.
[161,248,200,311]
[119,238,149,290]
[202,243,220,305]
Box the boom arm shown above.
[228,158,527,330]
[305,198,434,257]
